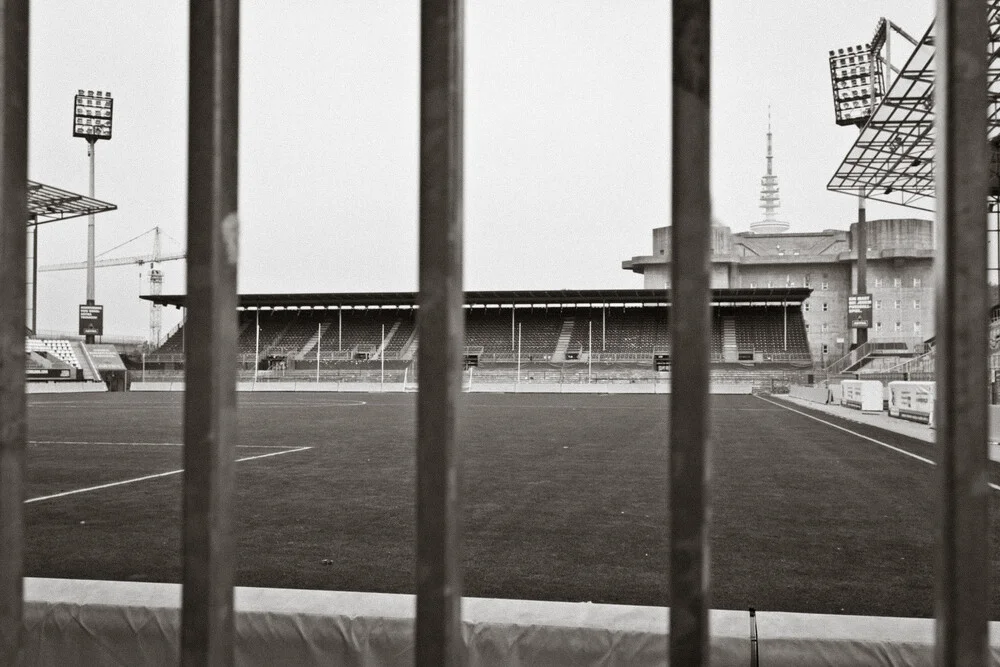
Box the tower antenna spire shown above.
[751,106,789,233]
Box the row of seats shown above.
[154,306,811,360]
[731,306,809,354]
[25,338,81,368]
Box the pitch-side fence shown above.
[0,0,992,665]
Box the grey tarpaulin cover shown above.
[15,578,1000,665]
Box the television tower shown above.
[750,108,790,234]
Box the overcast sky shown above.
[28,1,934,339]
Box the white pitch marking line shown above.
[25,446,312,504]
[756,395,1000,492]
[29,440,292,449]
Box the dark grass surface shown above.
[23,391,1000,618]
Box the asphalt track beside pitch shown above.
[22,391,1000,618]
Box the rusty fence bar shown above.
[670,0,713,663]
[933,0,990,665]
[670,0,712,665]
[0,1,28,664]
[416,0,465,664]
[182,0,240,665]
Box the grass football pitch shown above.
[23,391,1000,618]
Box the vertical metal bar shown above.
[670,0,711,665]
[182,0,239,665]
[416,0,464,663]
[934,0,989,664]
[0,3,28,663]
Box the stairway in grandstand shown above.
[721,316,738,362]
[296,322,330,360]
[70,342,102,381]
[550,318,575,362]
[374,322,401,360]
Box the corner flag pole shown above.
[517,322,521,385]
[254,310,260,384]
[588,320,592,383]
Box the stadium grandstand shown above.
[142,288,814,386]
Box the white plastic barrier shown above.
[887,381,935,425]
[840,380,884,412]
[788,385,829,404]
[26,382,107,394]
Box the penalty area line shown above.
[756,395,1000,492]
[25,446,312,504]
[29,440,294,449]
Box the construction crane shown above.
[39,227,185,346]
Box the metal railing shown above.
[0,1,993,665]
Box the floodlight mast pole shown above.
[85,137,96,343]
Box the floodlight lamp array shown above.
[829,44,884,127]
[73,89,113,141]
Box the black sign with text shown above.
[79,305,104,336]
[848,294,873,329]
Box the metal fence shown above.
[0,1,993,665]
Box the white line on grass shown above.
[756,395,1000,492]
[25,446,312,504]
[29,440,292,449]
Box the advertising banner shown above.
[847,294,872,329]
[79,305,104,336]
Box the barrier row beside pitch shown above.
[19,578,1000,666]
[26,381,107,394]
[130,381,755,395]
[131,382,408,393]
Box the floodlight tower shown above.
[72,89,114,342]
[828,26,886,347]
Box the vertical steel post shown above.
[934,0,990,664]
[856,188,868,346]
[24,221,32,330]
[182,0,240,665]
[0,2,28,663]
[316,321,321,382]
[416,0,464,663]
[670,0,711,664]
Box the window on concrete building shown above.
[914,321,922,334]
[913,277,922,288]
[822,302,828,312]
[895,321,902,332]
[914,299,920,309]
[876,322,883,333]
[821,281,829,290]
[894,299,901,309]
[804,302,810,312]
[804,274,811,287]
[874,277,883,288]
[805,323,810,331]
[894,277,902,287]
[822,343,829,355]
[875,300,882,310]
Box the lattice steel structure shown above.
[827,3,1000,210]
[26,179,115,226]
